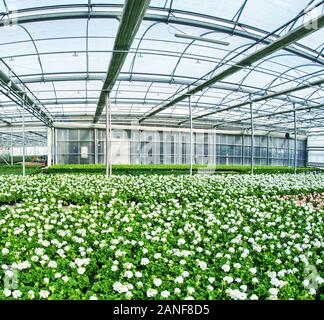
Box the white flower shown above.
[240,285,248,292]
[154,253,161,259]
[12,290,22,299]
[221,264,230,272]
[39,290,50,299]
[177,238,186,245]
[89,296,98,300]
[252,277,259,283]
[309,288,316,295]
[146,288,158,297]
[175,276,184,284]
[223,276,234,284]
[174,288,181,294]
[184,296,194,300]
[182,271,189,278]
[77,267,86,275]
[3,289,11,297]
[135,271,142,278]
[1,248,9,255]
[269,288,278,296]
[4,270,14,278]
[208,277,215,284]
[140,258,150,266]
[28,290,35,299]
[124,271,133,279]
[111,265,118,272]
[303,279,310,287]
[250,294,258,300]
[249,267,257,274]
[207,285,214,291]
[187,287,195,294]
[161,290,170,298]
[62,276,69,282]
[48,261,57,269]
[153,278,162,287]
[125,291,133,299]
[197,260,207,270]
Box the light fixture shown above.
[9,57,15,62]
[138,53,143,58]
[174,33,230,46]
[196,59,201,64]
[73,52,78,57]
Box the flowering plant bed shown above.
[0,174,323,300]
[42,164,321,175]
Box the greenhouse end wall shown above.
[55,128,307,167]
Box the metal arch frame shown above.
[0,5,322,64]
[0,4,322,126]
[175,41,261,114]
[231,0,249,35]
[179,76,324,125]
[139,14,324,123]
[231,61,324,116]
[5,71,322,115]
[18,25,44,79]
[128,21,163,81]
[93,0,150,123]
[4,45,319,91]
[170,30,225,82]
[213,102,324,129]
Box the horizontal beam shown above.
[0,6,322,65]
[16,71,320,104]
[0,68,53,127]
[214,102,324,128]
[139,14,324,122]
[93,0,150,123]
[180,77,324,124]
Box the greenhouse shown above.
[0,0,323,302]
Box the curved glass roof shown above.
[0,0,323,134]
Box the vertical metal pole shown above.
[22,102,26,176]
[54,128,57,165]
[94,128,98,165]
[266,134,270,166]
[294,103,297,175]
[10,127,13,165]
[109,98,112,176]
[189,94,193,176]
[241,131,244,165]
[250,97,254,175]
[47,127,52,167]
[105,93,109,177]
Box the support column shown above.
[22,103,26,176]
[47,127,52,167]
[241,131,244,165]
[109,99,112,176]
[94,128,98,165]
[105,93,112,177]
[266,134,270,166]
[250,97,254,175]
[105,93,110,176]
[294,103,297,175]
[10,127,13,165]
[189,94,193,176]
[54,128,57,165]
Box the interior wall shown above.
[55,128,307,166]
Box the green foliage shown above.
[0,165,42,176]
[42,164,321,175]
